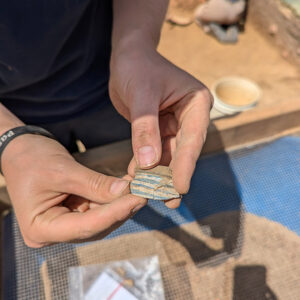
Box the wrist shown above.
[0,104,24,136]
[112,30,158,61]
[0,122,24,137]
[0,128,56,176]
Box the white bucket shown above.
[210,76,261,119]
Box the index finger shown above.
[171,91,211,194]
[31,194,147,245]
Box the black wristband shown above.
[0,125,56,174]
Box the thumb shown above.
[130,101,162,169]
[63,160,130,203]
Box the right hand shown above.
[1,134,146,248]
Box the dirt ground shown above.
[158,20,300,109]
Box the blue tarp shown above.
[2,136,300,299]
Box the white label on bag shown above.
[85,272,138,300]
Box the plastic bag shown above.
[68,255,165,300]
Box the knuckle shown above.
[201,88,214,107]
[133,121,156,141]
[88,174,108,196]
[22,231,46,248]
[191,83,214,108]
[21,223,49,248]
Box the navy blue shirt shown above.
[0,0,112,124]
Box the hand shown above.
[1,134,146,247]
[109,44,213,208]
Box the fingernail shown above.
[132,203,145,213]
[110,180,129,195]
[137,146,156,167]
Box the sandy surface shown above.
[41,212,300,299]
[158,20,300,108]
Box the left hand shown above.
[109,44,213,208]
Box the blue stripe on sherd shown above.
[130,182,177,196]
[134,177,162,185]
[134,178,173,189]
[130,188,167,200]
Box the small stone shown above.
[268,24,278,36]
[130,166,180,200]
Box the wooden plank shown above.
[203,98,300,153]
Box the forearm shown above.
[0,104,24,135]
[112,0,169,52]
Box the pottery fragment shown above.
[130,165,180,200]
